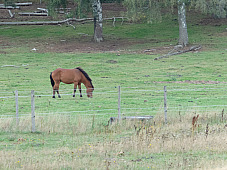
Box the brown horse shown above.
[50,67,94,98]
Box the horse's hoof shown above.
[73,95,75,97]
[80,95,83,97]
[52,96,55,98]
[58,96,61,98]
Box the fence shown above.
[1,84,227,132]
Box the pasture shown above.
[0,14,227,169]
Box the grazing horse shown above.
[50,67,94,98]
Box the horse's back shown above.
[52,68,81,84]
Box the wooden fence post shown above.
[15,90,19,125]
[164,86,167,124]
[31,90,36,132]
[118,86,121,121]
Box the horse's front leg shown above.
[56,89,61,98]
[73,82,78,97]
[78,83,82,97]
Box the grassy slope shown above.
[0,13,227,169]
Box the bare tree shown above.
[178,0,188,46]
[93,0,103,42]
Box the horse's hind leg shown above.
[54,81,61,98]
[52,88,56,98]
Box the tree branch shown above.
[0,17,127,25]
[154,45,201,60]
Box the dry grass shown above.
[0,111,226,169]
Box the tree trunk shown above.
[92,0,103,42]
[178,0,188,46]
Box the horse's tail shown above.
[50,72,55,87]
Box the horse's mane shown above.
[76,67,94,89]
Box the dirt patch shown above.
[10,37,155,53]
[199,17,227,26]
[0,33,203,54]
[0,26,170,54]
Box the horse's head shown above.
[87,87,94,98]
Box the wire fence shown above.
[0,84,227,131]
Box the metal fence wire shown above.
[1,84,227,131]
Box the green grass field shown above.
[0,13,227,169]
